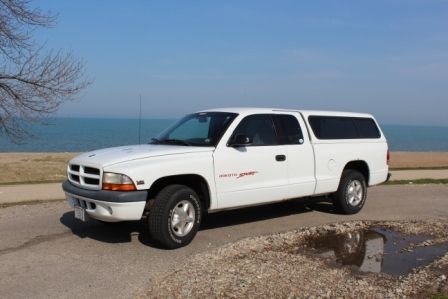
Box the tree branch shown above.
[0,1,90,142]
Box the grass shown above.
[431,294,448,299]
[0,180,64,186]
[390,166,448,171]
[0,153,75,185]
[385,178,448,185]
[0,152,447,186]
[0,198,65,209]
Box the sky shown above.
[35,0,448,126]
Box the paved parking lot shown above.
[0,184,447,298]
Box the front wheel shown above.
[147,185,202,249]
[333,170,367,214]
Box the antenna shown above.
[138,94,142,144]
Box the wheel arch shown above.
[342,160,370,186]
[147,174,211,210]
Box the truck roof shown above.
[200,107,374,119]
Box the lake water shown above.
[0,118,447,152]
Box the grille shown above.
[68,164,101,190]
[84,166,100,175]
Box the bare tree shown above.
[0,0,90,141]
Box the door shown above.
[213,114,289,209]
[272,114,316,198]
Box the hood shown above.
[70,144,214,167]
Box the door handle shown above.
[275,154,286,162]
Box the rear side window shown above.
[355,118,381,138]
[309,116,358,139]
[273,114,304,145]
[308,116,381,139]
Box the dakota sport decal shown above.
[219,171,258,179]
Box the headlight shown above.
[102,172,136,191]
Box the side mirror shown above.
[229,134,252,147]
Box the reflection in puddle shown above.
[301,227,448,275]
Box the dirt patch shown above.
[391,152,448,169]
[145,220,448,298]
[0,152,77,184]
[0,151,446,184]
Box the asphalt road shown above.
[0,184,447,298]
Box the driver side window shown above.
[230,114,278,146]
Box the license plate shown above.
[74,205,86,222]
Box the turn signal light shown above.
[102,183,136,191]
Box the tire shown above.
[333,170,367,215]
[148,184,202,249]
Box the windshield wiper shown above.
[159,139,192,146]
[150,137,161,144]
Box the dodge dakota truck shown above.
[63,108,390,248]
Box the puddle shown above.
[299,227,448,275]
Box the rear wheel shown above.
[333,170,367,214]
[147,184,202,249]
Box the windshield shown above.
[151,112,238,147]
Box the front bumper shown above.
[62,180,147,222]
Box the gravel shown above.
[143,219,448,298]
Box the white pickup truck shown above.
[63,108,390,248]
